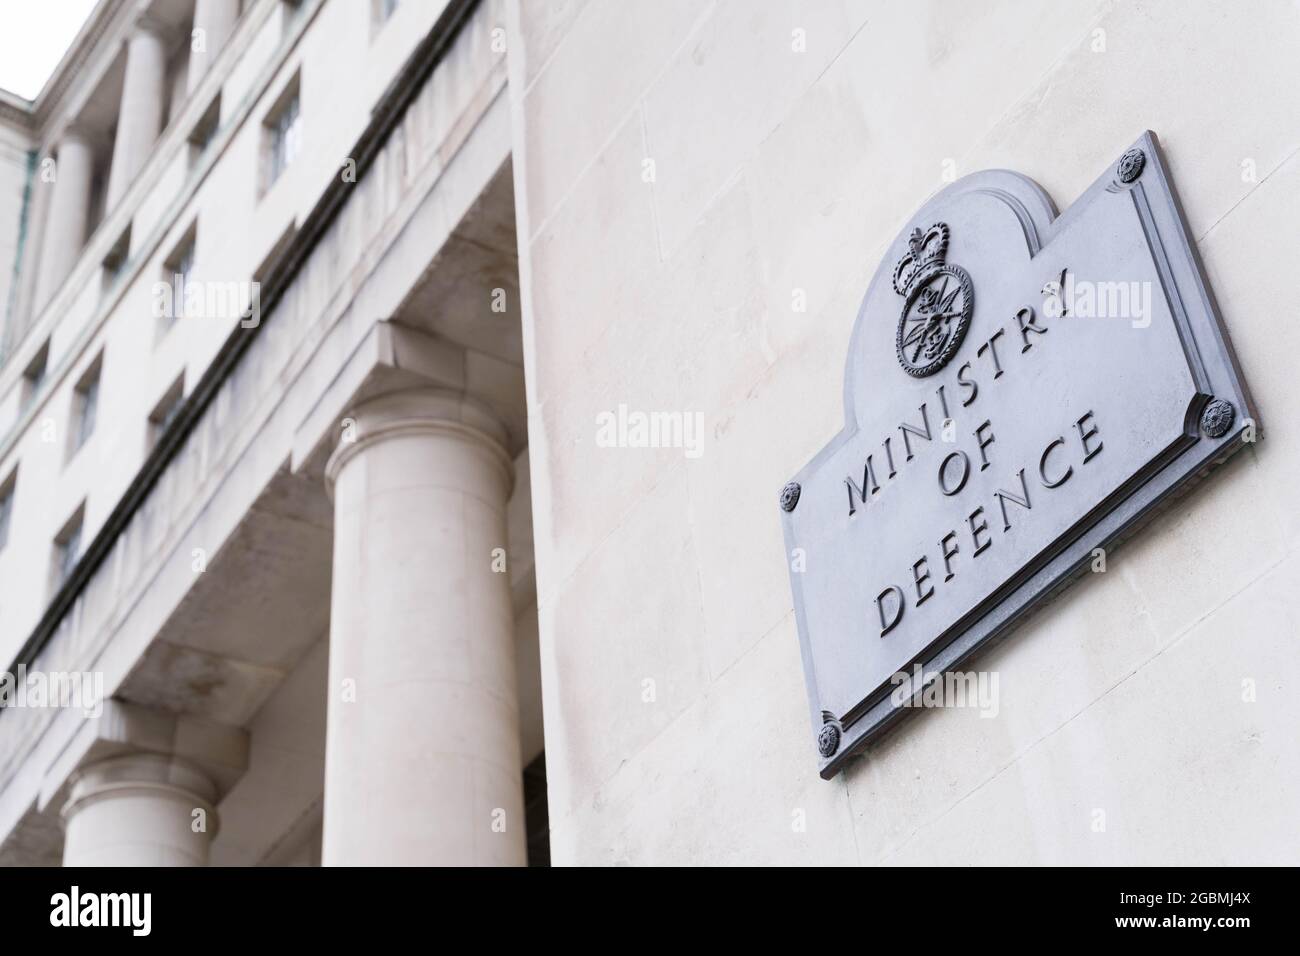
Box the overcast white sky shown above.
[0,0,100,100]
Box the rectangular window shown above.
[51,503,85,593]
[159,225,197,335]
[172,236,195,286]
[0,468,16,552]
[261,75,301,194]
[21,340,49,410]
[147,375,185,452]
[188,94,221,168]
[102,224,131,296]
[69,355,103,458]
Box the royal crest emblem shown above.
[892,222,973,377]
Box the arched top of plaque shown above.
[842,169,1058,429]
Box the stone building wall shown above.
[508,0,1300,864]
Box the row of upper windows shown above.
[0,0,409,613]
[91,69,297,311]
[13,342,99,456]
[15,0,402,388]
[0,351,184,597]
[19,0,403,349]
[5,72,295,439]
[0,75,302,607]
[0,78,303,602]
[24,4,303,334]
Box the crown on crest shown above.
[891,223,950,297]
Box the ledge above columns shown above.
[36,699,249,821]
[290,319,527,478]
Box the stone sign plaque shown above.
[780,132,1257,778]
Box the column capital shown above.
[60,751,222,865]
[61,753,217,832]
[290,321,526,480]
[36,699,248,817]
[131,12,176,43]
[55,122,96,148]
[324,387,514,497]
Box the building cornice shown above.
[0,90,33,133]
[0,2,131,137]
[0,0,286,386]
[28,0,125,133]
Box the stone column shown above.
[105,19,168,212]
[322,388,526,866]
[188,0,241,93]
[61,753,217,866]
[34,128,95,311]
